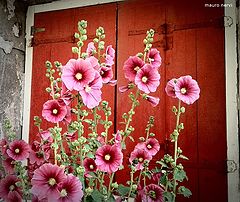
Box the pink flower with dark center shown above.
[7,191,22,202]
[148,48,162,68]
[49,174,83,202]
[31,163,66,200]
[0,175,22,201]
[61,58,95,91]
[95,145,123,173]
[83,158,97,174]
[79,71,103,109]
[123,56,144,82]
[86,42,96,57]
[142,184,164,202]
[39,131,53,143]
[6,140,30,161]
[105,45,115,66]
[129,148,152,170]
[145,95,160,107]
[99,66,113,83]
[152,171,162,185]
[141,138,160,156]
[2,157,15,174]
[165,78,177,98]
[63,106,72,124]
[29,149,45,166]
[42,100,68,123]
[174,75,200,105]
[135,64,160,94]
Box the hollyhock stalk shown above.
[172,99,182,201]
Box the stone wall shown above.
[0,0,27,138]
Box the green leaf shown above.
[174,169,187,182]
[108,194,116,202]
[117,184,130,196]
[86,152,95,158]
[91,190,104,202]
[178,186,192,198]
[163,191,174,202]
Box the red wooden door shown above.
[29,1,227,201]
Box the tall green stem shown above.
[108,173,115,199]
[172,99,181,201]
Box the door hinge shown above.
[31,26,45,36]
[227,160,238,173]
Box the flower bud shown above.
[180,106,185,113]
[45,87,51,93]
[72,47,79,54]
[74,32,80,38]
[85,187,93,194]
[132,184,138,190]
[111,182,119,189]
[81,35,87,41]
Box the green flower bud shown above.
[54,93,60,99]
[76,166,85,174]
[180,106,185,113]
[81,52,88,59]
[77,41,84,47]
[132,184,138,190]
[85,187,93,194]
[45,61,52,68]
[74,32,80,38]
[93,38,99,43]
[111,182,119,189]
[80,29,87,35]
[143,39,148,44]
[81,35,87,41]
[45,87,52,93]
[72,47,79,54]
[136,52,144,58]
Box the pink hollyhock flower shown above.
[86,56,100,71]
[2,157,15,174]
[144,138,160,156]
[0,138,7,155]
[42,100,68,123]
[105,45,115,66]
[83,158,97,174]
[165,78,177,98]
[114,130,122,149]
[135,64,160,94]
[97,136,105,145]
[99,66,113,83]
[39,130,53,142]
[95,145,123,173]
[86,42,96,57]
[0,175,22,201]
[61,58,95,91]
[129,148,152,170]
[59,83,73,106]
[63,106,72,124]
[123,56,144,82]
[148,48,162,68]
[31,163,66,200]
[32,195,47,202]
[119,85,130,93]
[142,184,164,202]
[145,95,160,107]
[6,140,30,161]
[107,79,117,86]
[49,174,83,202]
[152,171,162,185]
[79,71,103,109]
[29,149,45,166]
[174,75,200,105]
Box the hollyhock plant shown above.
[95,144,123,173]
[6,140,30,161]
[42,100,68,123]
[123,56,144,82]
[79,71,103,109]
[61,58,95,91]
[135,64,160,94]
[31,163,66,200]
[0,175,22,201]
[0,20,200,202]
[148,48,162,68]
[174,75,200,105]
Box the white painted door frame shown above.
[23,0,239,201]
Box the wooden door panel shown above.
[116,0,167,182]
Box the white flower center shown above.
[180,88,187,94]
[89,164,94,169]
[15,148,20,153]
[52,109,58,114]
[147,144,152,149]
[104,154,111,161]
[85,85,92,93]
[75,73,83,80]
[60,189,68,197]
[48,178,56,186]
[134,66,140,72]
[138,157,143,162]
[142,76,148,83]
[9,185,15,191]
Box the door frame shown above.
[23,0,239,201]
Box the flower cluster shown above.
[0,20,200,202]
